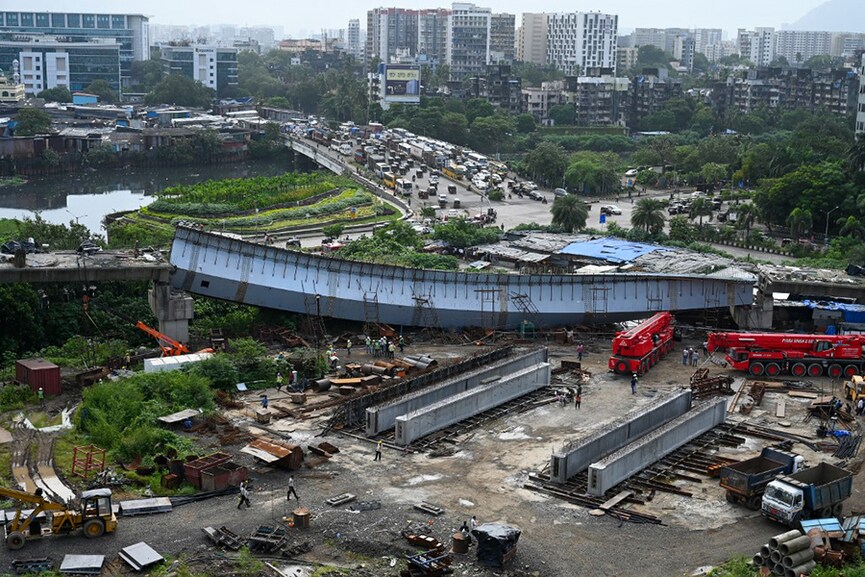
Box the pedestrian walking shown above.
[574,391,581,409]
[276,372,284,392]
[692,350,700,367]
[374,440,383,461]
[631,373,638,395]
[286,475,299,500]
[237,481,251,509]
[346,338,352,357]
[682,348,689,366]
[577,343,584,362]
[365,336,372,355]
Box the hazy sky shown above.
[19,0,826,37]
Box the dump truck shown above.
[761,462,853,526]
[608,312,676,376]
[720,447,803,509]
[706,331,865,378]
[0,486,117,549]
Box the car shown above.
[601,205,622,215]
[285,237,302,248]
[624,168,639,178]
[554,188,568,197]
[77,240,102,255]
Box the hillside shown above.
[790,0,865,32]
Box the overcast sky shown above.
[20,0,825,37]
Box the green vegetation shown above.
[432,218,501,249]
[0,384,36,412]
[0,176,27,189]
[550,195,589,233]
[13,108,53,136]
[340,221,458,270]
[145,73,215,108]
[36,86,72,103]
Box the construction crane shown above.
[0,486,117,550]
[134,321,190,357]
[608,312,676,376]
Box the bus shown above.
[443,165,466,181]
[396,178,413,196]
[466,152,488,168]
[383,172,397,189]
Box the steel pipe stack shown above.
[755,530,816,577]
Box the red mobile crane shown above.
[134,321,190,357]
[608,312,676,375]
[706,332,865,378]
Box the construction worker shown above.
[276,372,284,392]
[374,440,383,461]
[365,336,372,355]
[388,341,396,359]
[237,481,251,509]
[631,374,638,395]
[398,335,405,353]
[346,338,352,357]
[37,387,44,408]
[260,394,269,409]
[286,476,299,500]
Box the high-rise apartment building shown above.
[0,11,148,90]
[366,8,419,64]
[738,28,776,67]
[857,54,865,137]
[447,3,492,80]
[546,12,618,76]
[489,13,515,64]
[347,19,362,60]
[516,13,548,66]
[773,30,833,64]
[417,9,449,67]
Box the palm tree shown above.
[786,207,812,240]
[550,195,588,233]
[847,138,865,173]
[838,215,865,240]
[689,197,713,230]
[736,203,757,242]
[630,198,666,234]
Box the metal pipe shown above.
[753,554,766,566]
[769,530,803,549]
[779,535,812,556]
[761,545,772,558]
[782,548,814,568]
[772,563,785,576]
[784,560,816,577]
[770,550,783,564]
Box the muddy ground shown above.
[3,333,863,577]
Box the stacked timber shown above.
[753,530,816,577]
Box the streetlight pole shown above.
[65,209,86,225]
[825,206,840,246]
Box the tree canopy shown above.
[14,108,53,136]
[145,74,215,108]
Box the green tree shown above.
[847,139,865,173]
[550,195,589,233]
[440,112,469,145]
[548,104,575,126]
[689,197,713,229]
[469,115,514,153]
[83,79,116,103]
[465,98,495,123]
[668,215,699,243]
[630,198,666,234]
[786,207,813,239]
[130,59,165,92]
[838,215,865,240]
[523,142,567,187]
[564,152,620,195]
[514,113,536,134]
[736,203,757,242]
[264,96,292,109]
[36,86,72,103]
[633,45,672,71]
[322,223,345,239]
[432,219,500,248]
[14,108,53,136]
[700,162,728,187]
[145,74,215,108]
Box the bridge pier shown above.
[148,282,194,344]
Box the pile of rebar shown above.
[833,434,861,459]
[754,530,816,577]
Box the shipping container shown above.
[15,358,61,396]
[183,452,231,488]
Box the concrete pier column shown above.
[148,281,194,344]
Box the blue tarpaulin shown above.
[558,238,670,264]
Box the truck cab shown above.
[762,480,805,525]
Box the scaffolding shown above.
[71,444,106,478]
[302,294,327,345]
[509,292,542,329]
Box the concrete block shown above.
[550,390,692,483]
[394,362,550,445]
[365,348,547,436]
[586,398,726,496]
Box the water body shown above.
[0,159,292,236]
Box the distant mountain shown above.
[790,0,865,32]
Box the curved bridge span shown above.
[170,227,754,328]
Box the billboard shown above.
[383,64,421,104]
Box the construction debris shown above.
[240,436,304,469]
[413,502,445,516]
[689,368,735,399]
[472,524,521,569]
[59,555,105,575]
[11,558,53,575]
[753,529,815,576]
[325,493,356,507]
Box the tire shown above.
[808,363,823,377]
[6,531,25,550]
[725,492,737,504]
[765,363,781,377]
[833,503,843,517]
[749,362,765,376]
[828,364,843,378]
[83,518,105,539]
[790,363,807,377]
[615,360,628,374]
[844,365,858,378]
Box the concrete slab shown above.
[119,541,164,571]
[586,398,727,496]
[59,555,104,574]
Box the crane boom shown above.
[134,321,189,356]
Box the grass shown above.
[0,217,19,239]
[0,175,27,188]
[53,427,89,482]
[27,411,63,428]
[0,448,12,488]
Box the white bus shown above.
[466,152,488,167]
[396,178,413,196]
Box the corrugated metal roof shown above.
[558,238,670,263]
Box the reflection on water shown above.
[0,159,292,235]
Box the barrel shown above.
[452,532,469,554]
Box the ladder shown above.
[302,295,327,345]
[363,292,381,336]
[510,292,541,329]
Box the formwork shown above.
[365,348,548,436]
[549,390,692,483]
[586,397,727,496]
[394,361,550,445]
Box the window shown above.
[51,13,65,27]
[67,14,81,27]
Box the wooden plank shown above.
[788,391,819,399]
[599,490,633,511]
[775,400,786,418]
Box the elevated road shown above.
[0,251,171,284]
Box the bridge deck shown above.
[0,251,172,284]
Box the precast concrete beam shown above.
[586,397,727,497]
[550,390,692,483]
[365,348,548,436]
[394,361,551,445]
